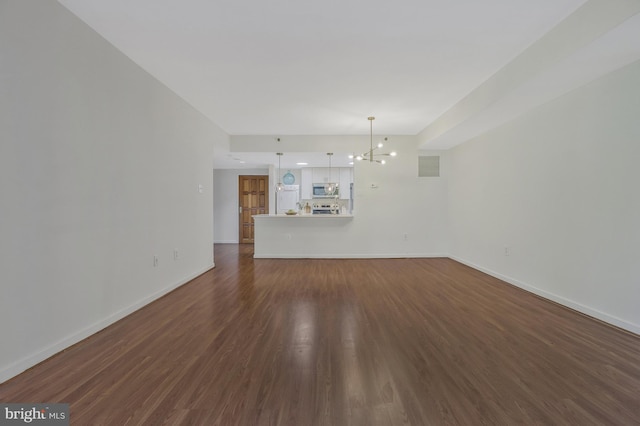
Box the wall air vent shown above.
[418,156,440,177]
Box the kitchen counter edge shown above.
[253,214,354,218]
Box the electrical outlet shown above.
[153,255,158,267]
[504,246,510,257]
[403,233,408,241]
[174,249,179,260]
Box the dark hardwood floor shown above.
[2,244,639,425]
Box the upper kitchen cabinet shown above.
[301,168,313,199]
[300,167,353,200]
[338,168,353,200]
[312,167,332,183]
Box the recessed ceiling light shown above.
[296,162,308,165]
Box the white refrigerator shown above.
[276,185,300,214]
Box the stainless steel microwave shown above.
[312,183,339,198]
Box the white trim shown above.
[253,253,447,259]
[0,264,214,384]
[449,255,640,336]
[214,239,238,244]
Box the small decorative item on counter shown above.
[304,202,311,214]
[285,209,297,215]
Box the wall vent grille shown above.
[418,156,440,177]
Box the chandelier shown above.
[324,152,338,195]
[354,116,396,164]
[275,152,284,192]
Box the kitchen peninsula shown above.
[253,213,354,258]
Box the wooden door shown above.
[239,175,269,244]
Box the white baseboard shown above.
[253,252,447,259]
[449,255,640,336]
[0,264,214,384]
[214,239,238,244]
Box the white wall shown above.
[213,168,269,243]
[448,59,640,334]
[351,140,450,256]
[0,1,226,382]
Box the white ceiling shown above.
[56,0,640,168]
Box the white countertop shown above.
[253,214,353,218]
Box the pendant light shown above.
[275,152,284,192]
[324,153,337,195]
[355,116,397,164]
